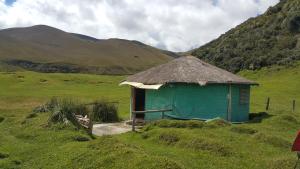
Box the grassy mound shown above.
[181,138,232,156]
[158,132,180,145]
[204,118,231,128]
[230,126,257,135]
[267,157,296,169]
[151,119,204,129]
[253,133,291,148]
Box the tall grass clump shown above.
[48,98,82,128]
[92,100,119,123]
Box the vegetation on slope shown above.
[0,62,299,168]
[191,0,300,72]
[0,25,177,74]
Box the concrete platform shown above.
[92,122,132,136]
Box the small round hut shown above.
[120,56,258,122]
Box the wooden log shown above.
[266,97,270,111]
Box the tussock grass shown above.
[92,100,119,123]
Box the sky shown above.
[0,0,279,52]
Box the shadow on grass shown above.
[248,112,273,123]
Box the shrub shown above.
[159,132,180,145]
[46,97,59,112]
[48,98,81,128]
[230,126,257,134]
[92,100,119,123]
[288,14,300,33]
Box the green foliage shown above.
[288,13,300,33]
[191,0,300,72]
[48,98,80,127]
[92,100,119,123]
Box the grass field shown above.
[0,63,299,169]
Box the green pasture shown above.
[0,63,299,168]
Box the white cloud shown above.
[0,0,279,51]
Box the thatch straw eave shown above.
[123,56,258,86]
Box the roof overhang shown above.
[119,81,163,90]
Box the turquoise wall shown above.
[144,83,250,122]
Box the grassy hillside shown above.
[0,25,177,74]
[191,0,300,72]
[0,63,299,168]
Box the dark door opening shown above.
[133,88,145,119]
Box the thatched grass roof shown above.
[125,56,257,86]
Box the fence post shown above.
[266,97,270,111]
[162,111,165,119]
[293,100,296,112]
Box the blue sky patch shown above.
[5,0,16,6]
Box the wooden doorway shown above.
[133,88,145,119]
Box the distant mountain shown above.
[191,0,300,72]
[0,25,178,74]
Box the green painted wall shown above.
[144,83,250,122]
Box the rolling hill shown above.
[0,25,177,74]
[191,0,300,73]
